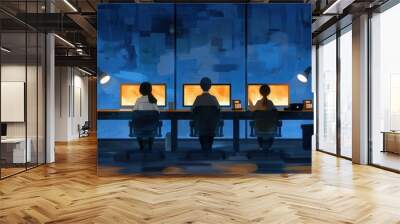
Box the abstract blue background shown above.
[97,3,312,140]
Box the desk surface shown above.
[98,109,313,113]
[98,109,313,120]
[1,138,26,143]
[381,131,400,134]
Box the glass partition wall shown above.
[370,3,400,171]
[339,26,352,159]
[316,25,352,159]
[317,35,337,155]
[0,3,46,179]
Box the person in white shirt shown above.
[248,84,276,112]
[133,82,159,111]
[248,84,277,150]
[133,82,159,151]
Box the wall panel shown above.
[97,3,312,175]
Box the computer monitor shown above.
[183,84,231,107]
[120,84,167,107]
[247,84,290,106]
[1,123,7,137]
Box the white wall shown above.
[55,67,69,141]
[55,67,89,141]
[1,63,46,164]
[1,65,41,138]
[72,73,89,138]
[1,65,26,138]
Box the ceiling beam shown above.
[55,55,96,70]
[67,13,97,46]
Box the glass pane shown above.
[317,36,337,154]
[27,31,39,169]
[38,33,46,165]
[371,4,400,171]
[1,30,28,177]
[97,4,175,175]
[97,4,175,138]
[339,28,352,158]
[246,4,312,172]
[176,3,245,143]
[26,0,39,169]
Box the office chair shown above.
[129,119,162,138]
[250,120,282,137]
[189,121,224,137]
[252,110,279,151]
[78,121,90,138]
[192,106,221,152]
[129,111,160,152]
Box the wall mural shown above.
[97,3,312,175]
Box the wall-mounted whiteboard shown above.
[1,82,25,122]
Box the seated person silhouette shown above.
[192,77,220,152]
[249,84,276,112]
[249,84,278,151]
[132,82,159,151]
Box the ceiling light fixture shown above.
[322,0,354,15]
[78,67,93,76]
[322,0,341,14]
[1,47,11,53]
[54,34,75,48]
[63,0,78,12]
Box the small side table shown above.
[382,131,400,154]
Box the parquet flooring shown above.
[1,136,400,224]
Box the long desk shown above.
[98,110,313,152]
[1,138,32,164]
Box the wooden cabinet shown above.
[382,132,400,154]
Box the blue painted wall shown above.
[97,3,312,139]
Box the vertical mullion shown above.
[316,44,320,150]
[44,0,48,164]
[174,3,177,110]
[367,11,373,165]
[25,0,28,171]
[336,28,341,157]
[0,21,2,179]
[44,32,47,164]
[72,69,75,118]
[36,0,39,167]
[244,4,248,139]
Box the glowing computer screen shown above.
[120,84,166,107]
[183,84,231,107]
[247,84,289,106]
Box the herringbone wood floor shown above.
[1,136,400,224]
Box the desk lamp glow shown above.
[100,73,111,85]
[297,67,311,83]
